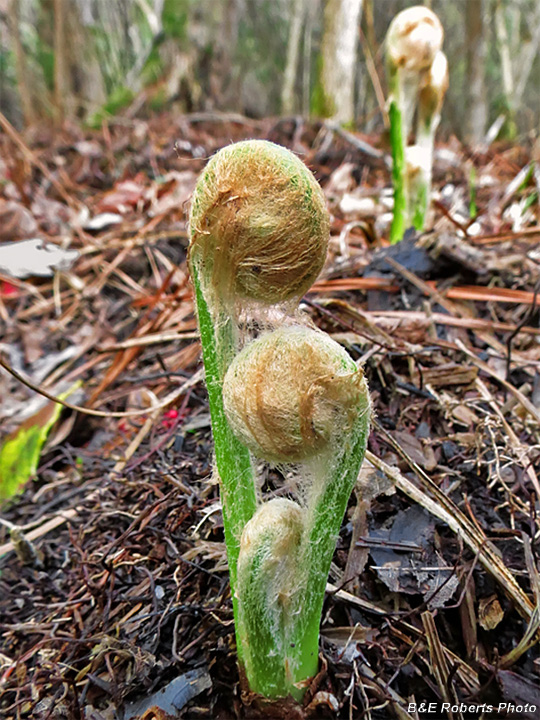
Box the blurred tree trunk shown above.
[281,0,307,115]
[9,0,37,125]
[465,0,488,144]
[495,0,540,137]
[302,0,319,117]
[157,1,215,112]
[70,0,106,116]
[319,0,363,124]
[53,0,67,123]
[126,0,164,93]
[188,0,239,110]
[218,0,241,108]
[495,1,513,106]
[53,0,107,122]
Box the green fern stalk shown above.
[189,261,257,653]
[389,99,408,244]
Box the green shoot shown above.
[189,141,371,703]
[385,6,447,243]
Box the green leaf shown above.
[0,384,79,500]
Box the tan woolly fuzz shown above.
[222,326,370,464]
[419,51,449,126]
[386,6,443,72]
[239,498,304,567]
[189,140,329,306]
[406,144,431,176]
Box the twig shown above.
[505,280,539,380]
[97,331,199,352]
[364,309,540,338]
[471,225,540,245]
[358,24,389,129]
[422,611,462,720]
[324,120,386,162]
[0,354,202,418]
[475,377,540,499]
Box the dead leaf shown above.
[394,430,437,471]
[148,171,197,217]
[123,668,212,720]
[478,594,504,630]
[97,176,148,214]
[370,506,459,608]
[0,382,80,499]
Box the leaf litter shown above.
[0,113,538,719]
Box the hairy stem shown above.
[389,98,408,243]
[293,390,371,683]
[190,260,257,654]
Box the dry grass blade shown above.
[499,603,540,669]
[422,611,462,720]
[310,277,540,306]
[97,331,200,352]
[311,277,400,293]
[471,226,540,245]
[392,620,480,695]
[384,257,457,315]
[332,585,481,696]
[475,377,540,500]
[0,489,104,560]
[446,286,539,305]
[326,581,387,616]
[366,310,540,338]
[356,662,415,720]
[385,258,532,361]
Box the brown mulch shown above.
[0,112,539,720]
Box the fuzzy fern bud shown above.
[222,326,369,464]
[236,498,305,698]
[189,140,329,308]
[386,6,443,74]
[418,50,449,134]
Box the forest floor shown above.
[0,113,539,720]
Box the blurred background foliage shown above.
[0,0,538,143]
